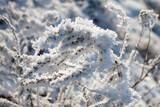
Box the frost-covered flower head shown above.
[139,10,158,29]
[43,10,59,24]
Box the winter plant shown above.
[0,0,159,107]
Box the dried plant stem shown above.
[0,16,20,57]
[74,81,106,98]
[120,32,127,58]
[130,26,144,65]
[37,86,39,107]
[143,87,154,97]
[0,98,20,107]
[132,27,151,89]
[139,28,151,79]
[132,59,160,88]
[0,16,22,105]
[64,82,74,101]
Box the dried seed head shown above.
[139,10,158,28]
[43,10,59,24]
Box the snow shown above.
[0,0,160,106]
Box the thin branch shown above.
[64,82,74,101]
[120,32,127,58]
[137,27,151,83]
[0,16,20,57]
[37,86,39,107]
[131,25,144,62]
[0,98,20,107]
[74,81,107,99]
[142,83,160,98]
[132,60,160,88]
[132,22,152,89]
[0,16,21,77]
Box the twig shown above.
[120,32,127,58]
[132,20,152,89]
[64,82,73,101]
[142,83,160,99]
[37,86,39,107]
[0,98,20,107]
[0,15,20,57]
[74,81,107,99]
[131,25,144,63]
[139,27,151,80]
[132,60,160,88]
